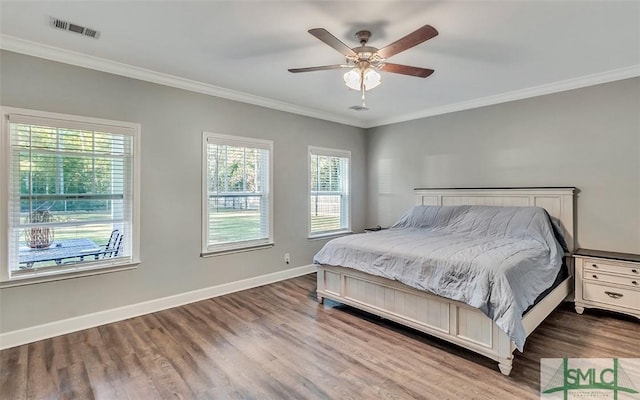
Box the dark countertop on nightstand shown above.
[574,248,640,263]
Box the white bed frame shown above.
[317,187,575,376]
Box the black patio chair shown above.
[105,232,124,258]
[93,229,122,259]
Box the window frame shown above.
[0,107,141,285]
[308,145,352,239]
[201,132,274,256]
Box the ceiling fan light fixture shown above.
[343,69,361,90]
[363,68,381,90]
[343,67,381,91]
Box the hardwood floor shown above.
[1,273,638,399]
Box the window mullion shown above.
[56,127,62,198]
[28,125,34,219]
[224,146,228,192]
[242,147,246,193]
[92,131,96,194]
[315,155,319,217]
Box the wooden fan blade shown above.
[288,64,348,73]
[380,63,434,78]
[376,25,439,59]
[308,28,357,57]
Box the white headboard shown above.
[414,187,576,252]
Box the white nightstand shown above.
[573,248,640,319]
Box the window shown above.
[202,132,273,254]
[309,146,350,237]
[1,107,140,282]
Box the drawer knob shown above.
[632,269,638,274]
[605,291,624,299]
[592,274,598,279]
[592,264,598,268]
[632,281,638,285]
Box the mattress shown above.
[314,205,567,351]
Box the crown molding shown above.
[2,34,638,130]
[0,35,366,128]
[366,64,640,128]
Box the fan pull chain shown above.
[361,70,367,108]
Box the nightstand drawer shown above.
[583,269,640,288]
[582,258,639,276]
[582,282,640,310]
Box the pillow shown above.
[391,205,471,229]
[392,205,567,252]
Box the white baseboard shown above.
[0,264,316,350]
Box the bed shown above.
[315,187,575,376]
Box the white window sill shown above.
[1,260,140,288]
[307,231,353,241]
[201,242,275,257]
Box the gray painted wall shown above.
[0,51,367,332]
[367,78,640,254]
[2,50,639,335]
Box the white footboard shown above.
[317,264,573,376]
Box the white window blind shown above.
[309,146,350,237]
[4,109,138,280]
[203,132,273,254]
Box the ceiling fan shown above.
[288,25,439,110]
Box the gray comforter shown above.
[313,205,566,351]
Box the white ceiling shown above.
[1,1,639,128]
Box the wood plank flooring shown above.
[1,274,638,399]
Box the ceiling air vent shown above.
[51,18,68,30]
[49,17,100,39]
[349,105,369,111]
